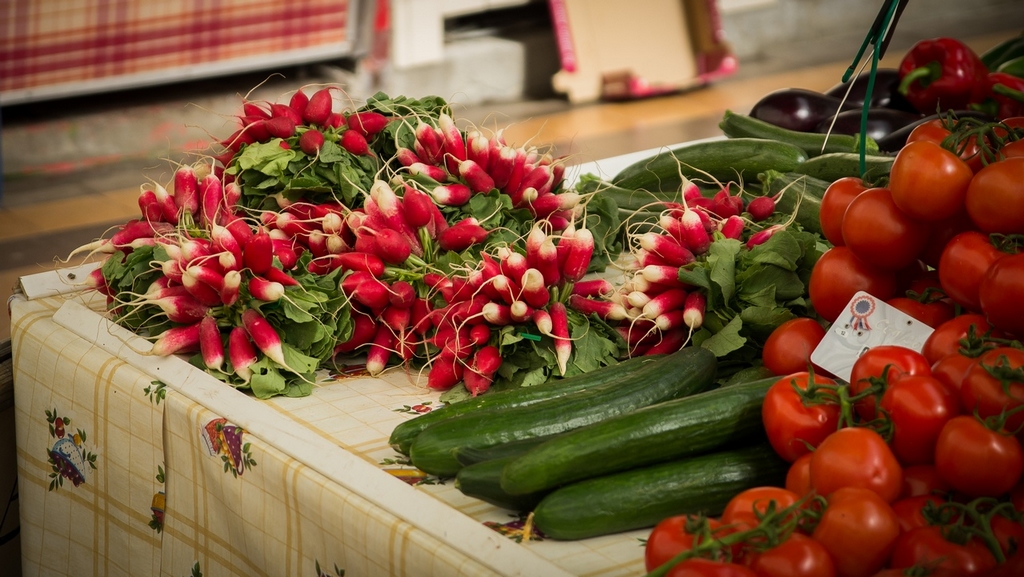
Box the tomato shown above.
[746,533,836,577]
[841,187,931,271]
[819,177,869,246]
[931,352,978,399]
[721,487,801,529]
[809,247,898,323]
[965,156,1024,234]
[900,464,951,498]
[762,372,841,463]
[991,514,1024,559]
[889,525,997,576]
[811,487,900,577]
[979,252,1024,338]
[1002,138,1024,159]
[848,345,932,422]
[886,296,955,329]
[935,415,1024,497]
[960,347,1024,433]
[890,140,975,221]
[919,213,976,269]
[938,231,1007,312]
[880,374,961,466]
[905,118,988,173]
[891,494,946,532]
[646,515,731,571]
[786,453,814,497]
[810,427,903,503]
[762,318,827,376]
[666,558,757,577]
[921,314,995,365]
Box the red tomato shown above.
[889,525,997,576]
[891,494,946,532]
[938,231,1007,312]
[931,352,978,399]
[979,252,1024,338]
[880,374,961,466]
[762,372,841,463]
[935,415,1024,498]
[965,157,1024,234]
[841,187,931,271]
[885,296,954,328]
[746,532,836,577]
[849,345,932,422]
[1002,139,1024,159]
[645,515,730,571]
[819,177,869,246]
[810,427,903,503]
[811,487,900,577]
[900,464,951,498]
[890,140,975,220]
[905,118,988,173]
[809,247,898,323]
[786,453,814,497]
[762,318,827,376]
[960,347,1024,432]
[919,213,976,269]
[721,487,801,529]
[991,514,1024,559]
[921,314,995,365]
[666,558,757,577]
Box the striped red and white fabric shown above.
[0,0,355,103]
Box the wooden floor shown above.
[0,31,1012,341]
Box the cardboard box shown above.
[549,0,737,102]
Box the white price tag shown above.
[810,291,935,383]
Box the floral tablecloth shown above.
[9,278,650,577]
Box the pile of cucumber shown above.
[389,347,787,540]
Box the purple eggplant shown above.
[874,110,996,153]
[749,88,859,132]
[825,68,917,112]
[814,108,923,142]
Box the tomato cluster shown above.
[809,117,1024,336]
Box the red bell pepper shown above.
[898,37,988,113]
[975,72,1024,119]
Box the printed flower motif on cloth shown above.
[483,513,545,543]
[45,408,98,491]
[201,417,256,477]
[149,465,167,532]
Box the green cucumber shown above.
[409,346,717,477]
[789,152,894,184]
[388,355,663,455]
[982,34,1024,71]
[454,433,563,467]
[532,444,788,540]
[500,377,774,496]
[997,54,1024,77]
[455,456,549,511]
[756,170,829,235]
[719,110,879,157]
[611,137,808,192]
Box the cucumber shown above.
[389,355,662,455]
[408,346,717,477]
[454,433,563,467]
[611,138,808,192]
[532,444,789,540]
[790,152,894,184]
[576,177,667,213]
[719,110,879,157]
[455,456,549,511]
[500,377,774,496]
[756,170,829,235]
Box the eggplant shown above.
[749,88,859,132]
[825,68,918,113]
[875,110,997,153]
[814,108,923,142]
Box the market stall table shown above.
[8,150,671,577]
